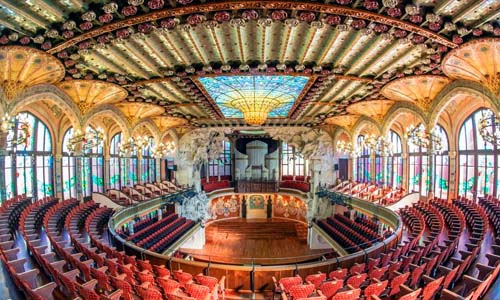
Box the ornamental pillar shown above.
[156,158,161,182]
[54,154,63,200]
[0,132,8,201]
[104,155,110,192]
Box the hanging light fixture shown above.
[336,140,360,158]
[66,127,105,155]
[405,123,443,154]
[118,136,150,157]
[375,136,393,157]
[1,114,32,148]
[478,110,500,146]
[152,141,176,158]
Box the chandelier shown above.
[405,124,443,154]
[478,110,500,147]
[336,140,360,158]
[1,114,32,148]
[119,136,150,157]
[152,141,176,158]
[229,98,283,126]
[360,134,393,157]
[66,127,105,155]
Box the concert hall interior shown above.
[2,0,500,299]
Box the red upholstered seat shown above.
[346,273,367,289]
[319,280,343,299]
[364,280,388,299]
[398,288,422,300]
[196,274,219,290]
[288,283,315,300]
[279,276,303,292]
[174,270,194,286]
[186,283,211,300]
[328,269,347,281]
[330,288,361,300]
[157,276,181,294]
[305,273,326,289]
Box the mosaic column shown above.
[0,132,8,201]
[75,155,83,202]
[448,151,457,201]
[54,154,63,200]
[427,148,435,200]
[104,155,110,192]
[155,158,161,182]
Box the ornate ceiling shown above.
[0,0,499,129]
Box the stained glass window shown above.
[82,126,104,197]
[209,141,231,177]
[386,131,403,188]
[129,149,138,186]
[62,128,76,199]
[458,108,498,199]
[109,133,124,190]
[281,142,306,178]
[434,125,449,200]
[198,75,309,118]
[408,133,429,196]
[356,136,371,182]
[141,137,156,183]
[5,112,53,200]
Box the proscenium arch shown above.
[381,102,427,136]
[428,80,499,128]
[8,84,81,130]
[82,105,131,141]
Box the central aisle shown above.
[180,218,333,265]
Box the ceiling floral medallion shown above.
[0,46,65,100]
[442,38,500,98]
[381,75,452,112]
[57,80,128,115]
[345,99,396,123]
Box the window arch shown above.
[81,126,104,196]
[5,112,53,200]
[281,142,305,178]
[386,130,403,188]
[356,135,371,182]
[458,108,497,198]
[141,136,156,183]
[434,125,449,200]
[62,128,76,199]
[209,140,232,177]
[109,133,127,190]
[408,127,429,196]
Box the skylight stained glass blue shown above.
[198,75,309,118]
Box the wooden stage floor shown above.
[180,218,333,265]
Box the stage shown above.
[180,218,333,265]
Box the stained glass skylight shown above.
[198,75,309,120]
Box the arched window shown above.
[408,128,429,196]
[5,112,53,199]
[81,126,104,196]
[62,128,76,199]
[141,136,156,183]
[356,135,371,182]
[129,148,138,186]
[434,125,449,200]
[281,142,306,178]
[109,133,125,190]
[386,131,403,188]
[209,141,232,177]
[458,108,497,198]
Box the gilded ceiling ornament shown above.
[442,38,500,98]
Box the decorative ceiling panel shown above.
[58,80,128,114]
[115,102,164,125]
[381,75,452,111]
[197,75,310,118]
[442,38,500,96]
[0,45,65,100]
[346,100,396,123]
